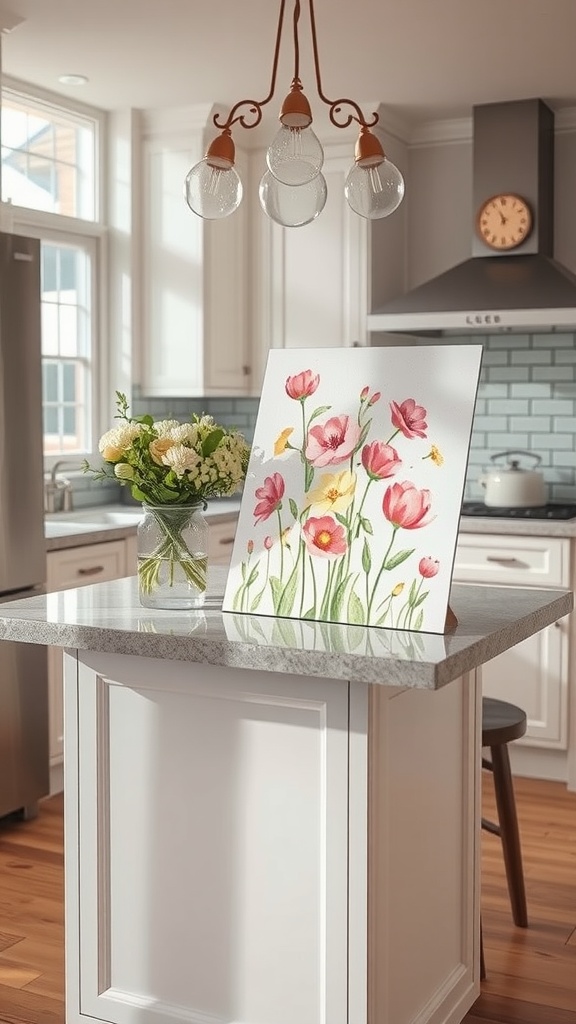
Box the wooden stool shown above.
[482,697,528,929]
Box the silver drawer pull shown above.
[485,556,521,565]
[219,537,235,546]
[77,565,105,576]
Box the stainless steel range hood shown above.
[368,98,576,335]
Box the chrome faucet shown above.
[44,459,84,513]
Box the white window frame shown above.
[1,78,108,471]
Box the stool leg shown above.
[490,743,528,927]
[480,917,486,981]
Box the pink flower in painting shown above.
[368,391,381,406]
[361,441,402,481]
[264,535,274,550]
[302,515,347,559]
[382,480,434,530]
[253,473,285,524]
[360,385,370,400]
[390,398,428,439]
[285,370,320,400]
[419,556,439,578]
[306,414,361,467]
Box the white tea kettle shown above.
[478,450,547,508]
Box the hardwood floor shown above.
[0,777,574,1024]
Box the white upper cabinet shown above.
[138,109,251,397]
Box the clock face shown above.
[476,193,533,251]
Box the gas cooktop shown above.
[461,501,576,520]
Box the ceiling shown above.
[2,0,576,137]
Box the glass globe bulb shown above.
[184,158,243,219]
[344,158,405,220]
[259,171,327,227]
[266,124,324,186]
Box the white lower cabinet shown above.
[64,650,479,1024]
[453,533,571,750]
[47,540,129,773]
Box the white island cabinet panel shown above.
[70,653,351,1024]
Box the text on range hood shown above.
[368,98,576,334]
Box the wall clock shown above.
[476,193,533,251]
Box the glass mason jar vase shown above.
[137,503,208,610]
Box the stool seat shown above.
[482,697,527,747]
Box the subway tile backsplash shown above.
[451,332,576,502]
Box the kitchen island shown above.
[0,570,571,1024]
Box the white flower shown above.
[114,463,134,480]
[161,444,200,477]
[98,422,142,462]
[153,419,181,436]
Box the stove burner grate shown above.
[461,501,576,520]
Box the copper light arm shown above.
[308,0,379,130]
[213,0,287,133]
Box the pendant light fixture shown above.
[184,0,405,227]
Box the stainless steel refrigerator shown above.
[0,231,49,819]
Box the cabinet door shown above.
[453,534,571,749]
[252,150,368,387]
[47,541,128,768]
[67,652,350,1024]
[481,618,569,748]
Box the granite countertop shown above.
[0,567,571,690]
[44,500,242,551]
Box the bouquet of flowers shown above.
[83,392,250,603]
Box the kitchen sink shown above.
[61,508,144,526]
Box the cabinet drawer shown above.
[208,518,238,565]
[47,540,127,591]
[453,534,570,588]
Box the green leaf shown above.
[408,579,418,605]
[348,589,366,625]
[303,607,316,619]
[413,589,429,608]
[277,564,299,616]
[308,404,332,422]
[135,414,154,426]
[250,591,264,611]
[289,497,299,520]
[269,576,283,612]
[361,516,373,535]
[334,512,349,528]
[414,609,424,629]
[246,566,260,587]
[131,484,148,501]
[330,571,356,621]
[241,562,247,581]
[362,538,372,573]
[201,428,225,457]
[384,548,415,571]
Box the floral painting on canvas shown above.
[223,346,483,634]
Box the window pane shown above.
[43,406,59,434]
[43,362,58,402]
[40,238,93,457]
[1,91,97,221]
[63,406,76,435]
[62,362,76,402]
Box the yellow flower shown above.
[274,427,294,456]
[392,582,405,597]
[149,437,174,465]
[307,470,356,514]
[423,444,444,467]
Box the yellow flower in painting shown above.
[392,582,405,597]
[274,427,294,456]
[423,444,444,467]
[307,470,356,514]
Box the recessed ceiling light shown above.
[58,74,89,86]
